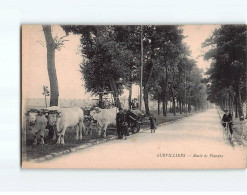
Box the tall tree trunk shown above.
[43,25,59,106]
[245,102,247,119]
[171,89,176,116]
[108,74,121,108]
[158,99,160,115]
[226,92,230,112]
[235,102,238,118]
[128,84,132,109]
[165,100,168,115]
[184,100,187,114]
[237,85,243,119]
[179,100,182,114]
[222,100,224,111]
[99,93,103,108]
[143,85,150,115]
[188,101,191,113]
[228,94,231,114]
[143,58,155,115]
[175,98,177,113]
[164,65,168,117]
[162,100,167,116]
[109,75,121,108]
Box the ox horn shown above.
[48,110,62,117]
[25,111,30,116]
[25,108,39,116]
[40,109,49,115]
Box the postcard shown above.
[21,25,247,169]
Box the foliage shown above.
[62,26,135,105]
[203,25,247,117]
[61,25,208,113]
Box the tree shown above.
[203,25,247,118]
[187,66,207,111]
[148,27,191,116]
[140,25,187,115]
[62,25,133,108]
[42,25,68,106]
[42,25,59,106]
[61,25,207,115]
[113,26,141,109]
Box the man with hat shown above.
[116,107,128,139]
[222,109,233,136]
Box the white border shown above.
[0,0,247,192]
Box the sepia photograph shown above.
[21,24,247,169]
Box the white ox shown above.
[47,107,85,145]
[30,114,47,145]
[90,107,117,138]
[25,107,59,145]
[26,106,59,125]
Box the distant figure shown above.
[116,108,128,139]
[149,114,157,133]
[221,109,233,135]
[131,98,139,110]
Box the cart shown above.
[125,109,146,134]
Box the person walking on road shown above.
[149,114,157,133]
[116,108,128,139]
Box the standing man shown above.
[134,98,139,110]
[116,108,128,139]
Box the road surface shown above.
[23,108,247,169]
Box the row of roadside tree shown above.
[58,25,207,116]
[203,25,247,119]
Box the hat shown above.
[119,107,123,111]
[224,109,228,112]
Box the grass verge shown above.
[23,128,116,161]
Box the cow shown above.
[25,106,60,144]
[25,110,48,145]
[31,113,48,145]
[26,109,40,126]
[46,107,85,145]
[90,107,117,138]
[25,106,59,126]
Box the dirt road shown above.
[23,108,247,169]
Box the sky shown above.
[22,25,219,100]
[182,25,220,71]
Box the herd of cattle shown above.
[24,106,145,145]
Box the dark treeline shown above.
[61,25,207,115]
[203,25,247,119]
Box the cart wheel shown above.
[131,128,136,134]
[136,123,140,133]
[126,127,130,136]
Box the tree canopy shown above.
[62,25,208,114]
[203,25,247,118]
